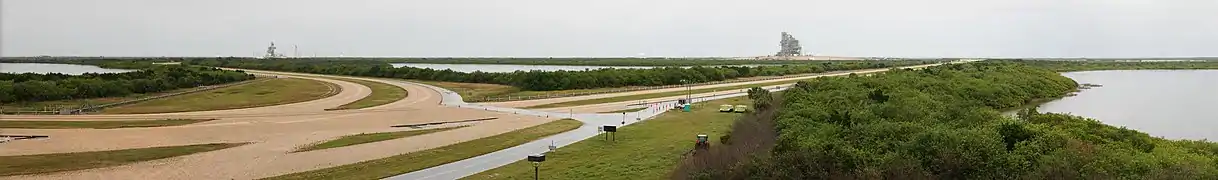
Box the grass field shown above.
[102,78,337,114]
[598,107,648,114]
[326,78,408,110]
[0,143,245,176]
[0,119,214,129]
[262,119,583,180]
[293,126,464,152]
[411,80,520,101]
[465,97,749,180]
[524,79,801,109]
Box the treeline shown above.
[184,58,939,91]
[381,58,936,66]
[4,57,955,66]
[687,62,1218,179]
[0,58,182,69]
[0,66,254,102]
[1004,59,1218,72]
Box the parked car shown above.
[733,105,748,113]
[719,104,734,112]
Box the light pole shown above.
[528,154,546,180]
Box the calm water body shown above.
[0,63,133,75]
[1036,70,1218,140]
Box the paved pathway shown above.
[386,60,974,180]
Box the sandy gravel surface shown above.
[0,71,556,180]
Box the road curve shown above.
[0,60,968,180]
[386,60,971,180]
[0,70,558,180]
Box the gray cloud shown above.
[2,0,1216,58]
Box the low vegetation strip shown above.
[293,126,465,152]
[0,143,245,176]
[185,58,940,91]
[383,58,830,66]
[1005,59,1218,72]
[101,78,338,114]
[326,78,408,110]
[262,119,583,180]
[0,119,215,129]
[524,78,803,109]
[466,98,748,180]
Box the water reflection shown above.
[1035,70,1218,140]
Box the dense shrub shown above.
[690,62,1218,179]
[0,65,253,102]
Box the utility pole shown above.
[684,79,692,103]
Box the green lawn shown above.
[598,107,648,114]
[0,143,245,176]
[293,126,464,152]
[262,119,584,180]
[410,80,520,101]
[326,78,409,110]
[466,97,749,180]
[524,79,799,109]
[102,78,338,114]
[0,119,214,129]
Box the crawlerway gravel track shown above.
[0,70,559,180]
[0,61,968,180]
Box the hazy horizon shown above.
[3,0,1216,58]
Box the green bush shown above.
[737,61,1218,179]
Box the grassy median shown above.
[0,119,214,129]
[0,143,245,176]
[465,97,748,180]
[103,78,338,114]
[263,119,583,180]
[326,78,409,110]
[293,126,464,152]
[524,79,797,109]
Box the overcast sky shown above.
[2,0,1216,58]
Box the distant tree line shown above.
[0,65,254,103]
[2,56,954,66]
[380,58,935,66]
[683,62,1218,179]
[1001,59,1218,72]
[184,58,939,91]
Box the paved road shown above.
[385,61,975,180]
[386,81,778,180]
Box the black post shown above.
[534,164,539,180]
